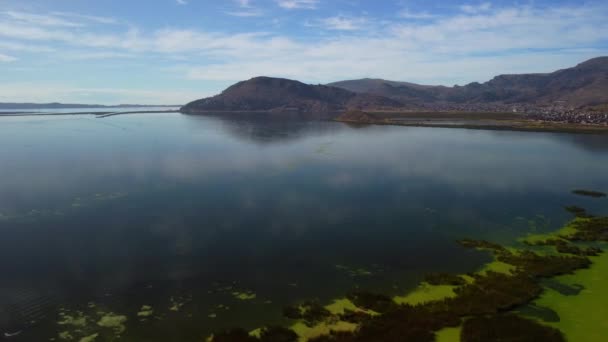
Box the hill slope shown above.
[329,57,608,107]
[180,77,403,115]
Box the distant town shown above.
[418,102,608,125]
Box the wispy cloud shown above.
[308,16,367,31]
[176,0,188,5]
[0,53,17,62]
[276,0,319,10]
[460,2,492,14]
[3,11,83,27]
[0,2,607,102]
[227,0,263,17]
[235,0,252,7]
[398,9,437,20]
[0,40,55,52]
[50,11,118,25]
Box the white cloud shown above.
[398,9,437,19]
[309,16,367,31]
[0,53,17,62]
[3,11,83,27]
[227,0,263,17]
[460,2,492,14]
[176,0,188,5]
[0,40,55,52]
[226,10,263,17]
[276,0,319,10]
[0,2,607,103]
[235,0,252,7]
[50,11,118,25]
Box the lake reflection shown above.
[1,113,608,340]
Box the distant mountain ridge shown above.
[328,57,608,108]
[180,76,403,115]
[0,103,178,110]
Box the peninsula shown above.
[180,57,608,133]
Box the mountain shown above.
[328,57,608,108]
[180,76,403,115]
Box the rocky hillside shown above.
[329,57,608,108]
[180,77,403,115]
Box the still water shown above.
[1,113,607,341]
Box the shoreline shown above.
[334,112,608,135]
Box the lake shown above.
[1,112,607,341]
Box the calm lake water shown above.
[1,113,608,341]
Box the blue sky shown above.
[0,0,607,104]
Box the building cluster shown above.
[418,102,608,125]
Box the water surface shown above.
[1,113,608,340]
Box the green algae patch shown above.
[78,333,98,342]
[97,313,127,334]
[232,291,257,300]
[477,260,515,275]
[393,283,457,305]
[290,320,357,341]
[59,331,74,340]
[169,296,186,311]
[461,315,565,342]
[137,305,154,317]
[249,328,262,338]
[534,250,608,342]
[324,298,378,316]
[435,326,461,342]
[58,313,87,327]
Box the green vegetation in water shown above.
[137,305,154,318]
[55,306,128,341]
[572,189,607,198]
[423,273,467,286]
[78,333,99,342]
[533,250,608,342]
[283,300,332,326]
[207,201,608,342]
[96,313,127,334]
[232,290,257,301]
[461,315,564,342]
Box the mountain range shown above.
[180,56,608,115]
[329,57,608,108]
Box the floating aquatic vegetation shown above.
[78,333,99,342]
[533,250,608,342]
[137,305,154,318]
[324,299,377,316]
[96,313,127,334]
[56,306,127,341]
[424,273,467,286]
[393,283,457,306]
[232,291,257,301]
[169,296,187,311]
[58,312,87,327]
[572,189,607,198]
[58,331,74,340]
[461,315,565,342]
[283,300,331,326]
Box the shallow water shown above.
[1,113,608,340]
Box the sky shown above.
[0,0,607,105]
